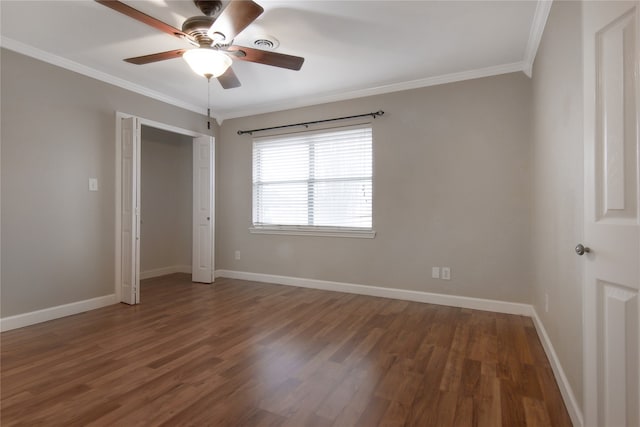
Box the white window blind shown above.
[253,125,373,231]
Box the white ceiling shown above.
[0,0,550,120]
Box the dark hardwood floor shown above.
[1,274,572,426]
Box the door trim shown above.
[114,111,212,302]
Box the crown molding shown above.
[523,0,553,77]
[218,61,526,121]
[0,37,208,117]
[2,0,551,122]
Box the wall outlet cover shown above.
[89,178,98,191]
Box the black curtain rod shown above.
[237,110,384,136]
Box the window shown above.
[252,125,374,237]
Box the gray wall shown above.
[217,73,532,303]
[1,48,211,317]
[530,1,584,410]
[140,126,192,274]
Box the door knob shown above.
[575,243,590,256]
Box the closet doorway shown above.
[115,113,214,304]
[139,126,192,282]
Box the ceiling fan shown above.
[95,0,305,89]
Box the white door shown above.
[192,136,214,283]
[583,2,639,427]
[121,117,141,304]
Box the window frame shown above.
[250,124,376,239]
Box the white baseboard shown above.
[531,308,584,427]
[140,265,191,280]
[0,294,117,332]
[214,269,532,316]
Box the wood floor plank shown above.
[536,365,574,427]
[378,400,409,427]
[354,395,390,427]
[1,274,572,426]
[452,396,474,427]
[523,396,554,427]
[500,378,527,426]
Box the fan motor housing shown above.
[193,0,222,16]
[182,15,216,45]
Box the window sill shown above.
[249,226,376,239]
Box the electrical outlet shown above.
[545,293,549,313]
[89,178,98,191]
[234,250,241,261]
[432,267,440,279]
[441,267,451,280]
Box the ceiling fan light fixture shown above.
[183,48,232,78]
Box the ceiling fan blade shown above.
[217,67,242,89]
[95,0,189,40]
[124,49,187,65]
[225,46,304,71]
[207,0,264,44]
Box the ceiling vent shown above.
[252,35,280,50]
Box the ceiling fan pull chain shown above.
[206,76,211,130]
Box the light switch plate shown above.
[441,267,451,280]
[89,178,98,191]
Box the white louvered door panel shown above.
[192,136,214,283]
[121,117,140,304]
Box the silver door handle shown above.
[575,244,590,256]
